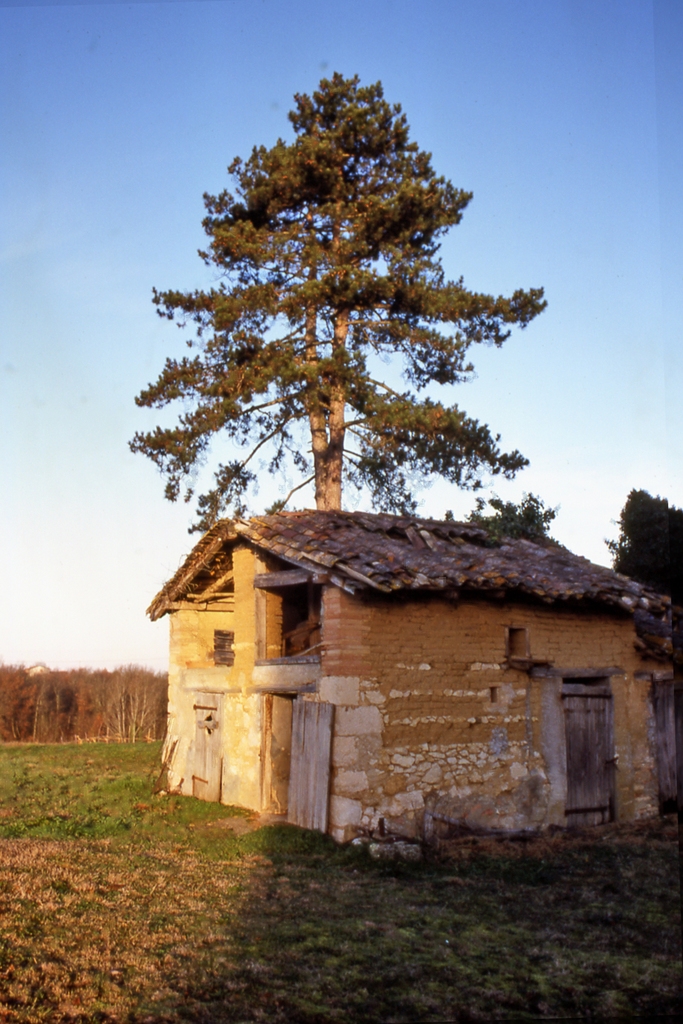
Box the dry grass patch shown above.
[0,743,680,1022]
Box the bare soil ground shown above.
[0,743,680,1022]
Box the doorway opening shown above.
[262,694,294,814]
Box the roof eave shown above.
[146,520,238,620]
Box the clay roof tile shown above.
[148,510,671,633]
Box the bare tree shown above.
[0,665,168,743]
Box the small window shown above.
[257,581,322,660]
[281,583,321,657]
[507,627,529,660]
[214,630,235,666]
[490,686,499,704]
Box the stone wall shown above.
[320,588,662,842]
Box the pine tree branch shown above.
[240,412,305,470]
[277,474,315,510]
[240,393,304,417]
[367,378,408,401]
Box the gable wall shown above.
[165,605,234,797]
[164,544,264,805]
[165,544,324,811]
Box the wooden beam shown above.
[418,529,438,551]
[165,600,233,612]
[507,656,553,671]
[336,561,390,591]
[254,569,312,589]
[561,682,613,698]
[189,568,234,601]
[405,526,426,549]
[248,681,318,695]
[254,655,321,666]
[531,666,625,679]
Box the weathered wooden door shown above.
[651,680,676,814]
[563,681,615,827]
[288,698,334,832]
[192,692,223,802]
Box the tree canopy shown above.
[131,73,546,530]
[608,488,683,601]
[463,492,558,544]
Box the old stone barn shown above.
[149,511,675,842]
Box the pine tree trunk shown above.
[318,395,344,509]
[309,308,346,511]
[313,452,343,509]
[310,411,344,510]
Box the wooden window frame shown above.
[254,565,322,663]
[213,629,235,667]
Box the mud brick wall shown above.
[322,587,662,842]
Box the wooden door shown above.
[563,682,615,827]
[288,698,334,832]
[651,680,676,814]
[192,692,223,802]
[675,683,683,818]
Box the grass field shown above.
[0,742,680,1022]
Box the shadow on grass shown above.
[130,820,683,1024]
[0,745,680,1023]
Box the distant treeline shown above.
[0,665,168,743]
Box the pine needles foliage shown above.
[131,73,546,529]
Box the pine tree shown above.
[131,73,546,530]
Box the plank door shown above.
[651,680,676,813]
[563,682,615,827]
[675,684,683,819]
[192,692,223,802]
[288,698,334,832]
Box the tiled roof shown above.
[148,510,670,633]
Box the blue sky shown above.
[1,0,681,670]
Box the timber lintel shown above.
[247,681,318,695]
[254,569,330,588]
[531,665,625,679]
